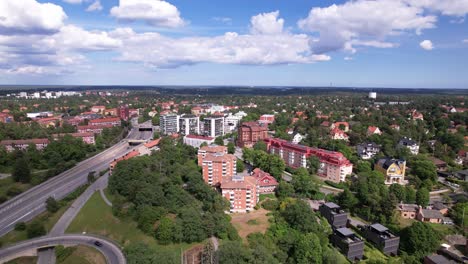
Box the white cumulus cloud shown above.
[110,0,185,28]
[420,39,434,50]
[250,11,284,35]
[0,0,67,35]
[406,0,468,17]
[109,27,329,69]
[298,0,437,54]
[87,1,103,12]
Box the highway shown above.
[0,126,151,238]
[0,234,125,264]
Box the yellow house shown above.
[375,158,406,185]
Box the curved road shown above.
[0,234,125,264]
[0,127,150,238]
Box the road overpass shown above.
[0,234,125,264]
[0,127,152,238]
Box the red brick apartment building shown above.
[0,138,49,152]
[89,117,121,127]
[237,121,268,148]
[221,176,258,213]
[52,133,95,145]
[77,124,114,134]
[197,146,236,186]
[264,138,353,183]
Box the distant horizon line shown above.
[0,85,467,90]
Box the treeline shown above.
[108,138,239,262]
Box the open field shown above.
[67,192,195,260]
[230,208,271,241]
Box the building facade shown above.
[160,114,179,135]
[237,122,268,148]
[77,124,113,134]
[183,135,214,148]
[319,202,348,228]
[375,158,406,185]
[89,117,121,127]
[251,168,278,194]
[363,224,400,256]
[221,176,258,213]
[357,142,381,160]
[198,145,235,186]
[331,228,365,261]
[398,137,419,155]
[264,138,353,183]
[179,114,200,135]
[203,116,225,138]
[0,138,49,152]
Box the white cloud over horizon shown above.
[86,0,103,12]
[110,0,185,28]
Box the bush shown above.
[247,219,259,225]
[262,199,279,211]
[0,196,7,203]
[46,197,60,213]
[26,221,46,238]
[14,222,26,231]
[7,186,22,197]
[324,180,346,189]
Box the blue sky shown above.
[0,0,467,88]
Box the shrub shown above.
[26,221,46,238]
[14,222,26,231]
[7,186,22,197]
[262,199,279,211]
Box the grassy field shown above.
[231,208,271,241]
[57,245,106,264]
[67,192,195,259]
[259,193,276,202]
[4,256,37,264]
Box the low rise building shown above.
[367,126,382,136]
[259,114,275,125]
[251,168,278,194]
[89,117,121,127]
[237,121,268,148]
[375,158,406,185]
[363,223,400,256]
[264,138,353,183]
[397,203,419,219]
[183,135,214,148]
[221,175,258,213]
[0,138,49,152]
[52,132,95,144]
[331,227,364,261]
[77,124,113,134]
[357,142,380,160]
[330,128,349,141]
[398,137,419,155]
[319,202,348,228]
[417,207,444,224]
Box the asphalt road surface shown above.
[0,127,151,238]
[0,234,126,264]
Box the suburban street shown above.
[0,234,126,264]
[0,126,151,238]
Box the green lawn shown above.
[67,192,196,259]
[259,193,276,202]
